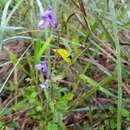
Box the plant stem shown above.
[109,0,122,130]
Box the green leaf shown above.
[98,126,105,130]
[80,74,115,97]
[127,116,130,122]
[12,99,28,111]
[34,38,42,64]
[109,0,123,129]
[121,108,129,117]
[0,0,12,48]
[55,100,68,115]
[10,54,29,75]
[0,121,4,130]
[39,35,53,56]
[34,35,53,64]
[47,122,58,130]
[40,35,53,62]
[110,119,116,129]
[62,93,74,102]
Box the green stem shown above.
[45,29,51,75]
[0,29,3,49]
[109,0,122,130]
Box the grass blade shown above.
[6,0,24,24]
[109,1,123,129]
[80,74,115,97]
[0,0,12,48]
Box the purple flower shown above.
[35,60,49,79]
[37,5,57,31]
[40,82,48,90]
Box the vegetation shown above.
[0,0,130,130]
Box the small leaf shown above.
[62,93,74,101]
[47,122,58,130]
[121,108,129,117]
[0,121,4,130]
[110,119,116,129]
[12,99,28,111]
[10,54,29,75]
[38,35,53,61]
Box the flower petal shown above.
[37,5,57,31]
[35,64,42,70]
[48,15,57,30]
[41,5,53,19]
[40,82,48,90]
[37,19,49,29]
[35,60,49,79]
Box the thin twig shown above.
[70,0,80,9]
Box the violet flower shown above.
[37,5,57,31]
[35,60,49,79]
[40,82,48,91]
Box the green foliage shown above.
[12,99,28,111]
[10,54,29,75]
[121,108,129,117]
[55,93,73,115]
[104,119,117,129]
[80,74,115,97]
[34,35,53,64]
[0,121,4,130]
[0,0,130,129]
[47,122,58,130]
